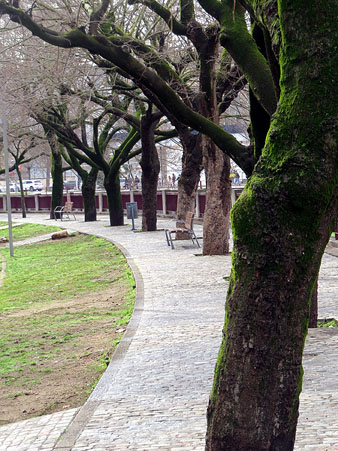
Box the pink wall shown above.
[0,190,234,217]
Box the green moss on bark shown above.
[218,1,277,115]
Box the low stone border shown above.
[54,234,144,450]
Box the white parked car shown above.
[22,180,43,192]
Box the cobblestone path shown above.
[0,214,337,450]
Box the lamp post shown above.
[1,90,14,257]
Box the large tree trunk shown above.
[81,168,98,222]
[176,130,203,221]
[203,137,232,255]
[17,169,26,218]
[197,25,232,255]
[206,1,338,448]
[104,172,124,226]
[42,127,64,219]
[140,111,160,231]
[48,137,64,220]
[45,154,51,190]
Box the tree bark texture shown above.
[47,133,64,220]
[308,279,318,329]
[140,113,160,231]
[17,170,26,218]
[81,168,98,222]
[203,137,232,255]
[104,172,124,226]
[176,131,203,221]
[197,27,231,256]
[206,1,338,449]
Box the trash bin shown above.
[126,202,138,219]
[126,202,138,230]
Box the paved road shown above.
[0,213,337,450]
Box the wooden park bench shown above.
[165,211,200,249]
[54,201,76,221]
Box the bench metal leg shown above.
[168,231,175,249]
[165,229,201,249]
[189,231,200,248]
[165,229,175,249]
[165,229,170,246]
[193,233,200,248]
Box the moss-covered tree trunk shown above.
[63,151,98,222]
[140,111,160,231]
[81,168,98,222]
[206,1,338,448]
[104,171,123,226]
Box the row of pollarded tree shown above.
[1,1,337,449]
[0,0,249,255]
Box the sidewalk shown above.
[0,213,337,450]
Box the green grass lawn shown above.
[0,233,132,314]
[0,232,135,424]
[0,223,61,242]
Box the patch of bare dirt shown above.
[0,285,131,426]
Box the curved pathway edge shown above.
[55,235,145,450]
